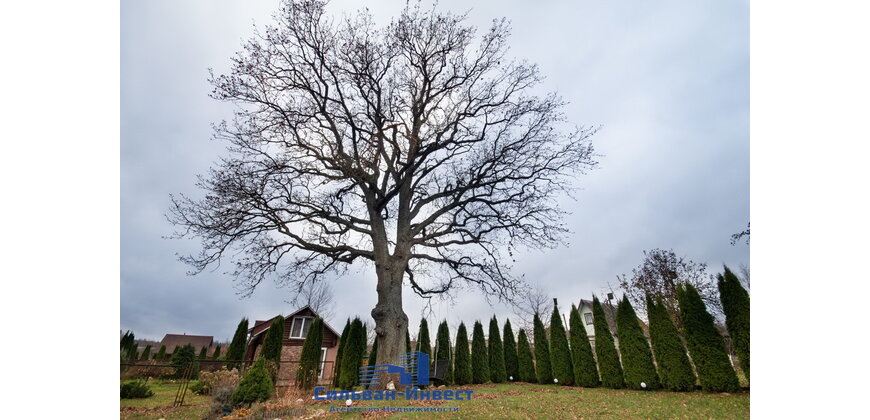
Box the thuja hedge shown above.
[471,321,490,384]
[488,316,507,383]
[592,297,624,388]
[616,296,659,390]
[503,319,519,381]
[569,304,599,387]
[647,294,695,391]
[718,265,750,381]
[532,313,553,384]
[678,284,740,392]
[549,302,574,385]
[453,322,472,385]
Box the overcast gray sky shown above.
[121,0,748,342]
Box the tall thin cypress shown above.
[453,323,472,385]
[435,321,453,385]
[592,297,623,388]
[549,302,573,385]
[154,345,167,361]
[140,345,152,361]
[488,316,507,383]
[261,316,285,363]
[212,345,222,360]
[416,318,432,357]
[516,329,536,383]
[367,337,378,367]
[333,319,351,387]
[718,265,749,381]
[647,295,695,391]
[471,321,490,384]
[532,313,553,384]
[677,284,740,392]
[616,296,659,390]
[198,346,209,360]
[296,317,324,389]
[503,319,519,381]
[226,318,249,369]
[339,318,366,389]
[569,304,599,387]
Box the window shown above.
[584,312,594,325]
[290,316,313,338]
[319,347,328,379]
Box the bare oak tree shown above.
[288,280,336,322]
[617,248,722,322]
[168,0,597,386]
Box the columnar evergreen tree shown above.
[338,318,366,388]
[592,297,623,388]
[488,316,507,383]
[171,344,198,378]
[569,305,598,387]
[646,295,695,391]
[225,318,249,369]
[368,337,378,367]
[549,302,573,385]
[435,321,453,384]
[502,320,519,381]
[453,323,472,385]
[677,284,740,392]
[416,318,432,357]
[616,296,660,390]
[198,346,209,360]
[718,266,750,381]
[120,331,137,361]
[296,317,324,389]
[471,321,490,384]
[140,345,152,361]
[405,328,411,354]
[261,316,285,362]
[212,345,222,360]
[516,329,536,383]
[154,345,167,361]
[532,313,553,384]
[333,319,351,387]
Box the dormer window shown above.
[290,316,314,338]
[584,312,594,325]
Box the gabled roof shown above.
[159,334,214,354]
[248,305,341,339]
[577,298,618,333]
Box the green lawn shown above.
[120,380,209,420]
[120,381,748,419]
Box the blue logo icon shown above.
[359,351,430,386]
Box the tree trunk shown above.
[370,257,408,389]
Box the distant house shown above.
[574,298,648,348]
[245,305,340,387]
[159,333,214,357]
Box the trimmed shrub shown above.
[154,345,167,361]
[592,296,624,388]
[120,379,153,399]
[502,319,519,382]
[647,295,696,391]
[488,316,507,383]
[262,316,285,363]
[549,302,573,385]
[338,318,366,388]
[677,284,740,392]
[569,304,599,387]
[435,321,453,385]
[297,317,324,389]
[225,318,249,369]
[333,319,351,387]
[453,323,472,385]
[416,318,432,357]
[516,329,536,383]
[616,296,660,390]
[140,345,152,361]
[718,265,750,381]
[471,321,490,384]
[232,358,273,406]
[212,345,222,360]
[532,313,553,384]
